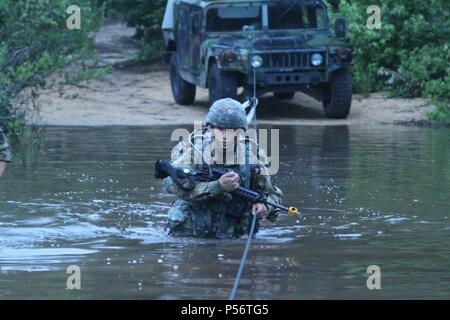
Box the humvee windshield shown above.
[269,1,326,29]
[205,1,326,32]
[206,6,262,32]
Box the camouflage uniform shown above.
[164,99,283,239]
[0,128,12,163]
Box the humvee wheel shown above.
[322,68,352,119]
[208,63,237,104]
[170,54,196,105]
[274,92,295,100]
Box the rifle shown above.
[155,160,298,217]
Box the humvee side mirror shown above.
[334,18,346,38]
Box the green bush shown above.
[0,0,106,138]
[336,0,449,120]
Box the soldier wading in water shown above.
[163,98,283,239]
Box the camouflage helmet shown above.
[204,98,248,130]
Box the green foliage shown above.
[110,0,166,61]
[427,101,450,122]
[0,0,105,139]
[334,0,450,119]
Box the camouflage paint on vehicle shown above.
[164,0,353,117]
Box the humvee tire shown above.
[274,92,295,100]
[322,68,352,119]
[208,63,237,104]
[170,54,196,105]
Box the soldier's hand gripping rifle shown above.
[155,160,299,217]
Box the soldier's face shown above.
[212,128,237,150]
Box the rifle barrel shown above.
[155,160,298,217]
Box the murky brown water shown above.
[0,125,449,299]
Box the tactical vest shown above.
[189,162,258,238]
[187,137,258,238]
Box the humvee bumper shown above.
[254,71,326,86]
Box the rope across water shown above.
[228,210,258,300]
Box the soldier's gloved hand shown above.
[253,203,269,220]
[218,172,240,192]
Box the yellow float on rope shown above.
[288,207,299,217]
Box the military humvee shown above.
[162,0,353,118]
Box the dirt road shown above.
[31,23,435,127]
